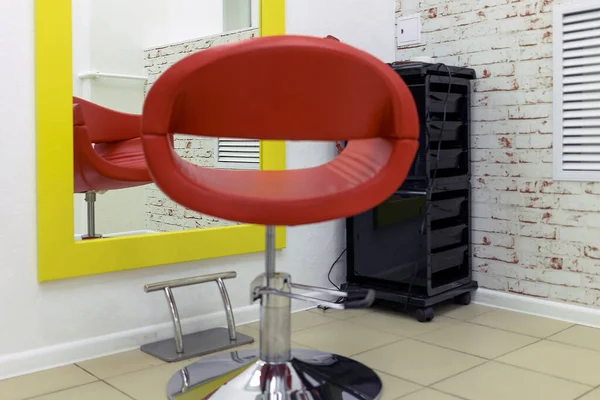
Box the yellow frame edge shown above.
[35,0,287,282]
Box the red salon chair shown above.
[73,97,152,238]
[141,35,419,399]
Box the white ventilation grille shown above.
[215,138,261,170]
[554,1,600,181]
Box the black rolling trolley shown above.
[344,62,477,322]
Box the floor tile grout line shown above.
[492,357,598,388]
[574,387,598,400]
[348,318,515,361]
[244,310,342,333]
[440,305,497,322]
[288,319,341,333]
[576,380,600,399]
[464,305,574,325]
[347,337,406,358]
[408,333,533,361]
[575,379,600,399]
[288,307,502,351]
[74,359,169,382]
[21,381,102,400]
[95,359,180,381]
[424,317,600,361]
[376,303,573,342]
[365,349,592,399]
[255,309,486,357]
[292,321,409,348]
[439,318,564,340]
[324,305,600,362]
[74,363,103,381]
[309,306,503,355]
[545,336,600,354]
[348,307,585,393]
[489,337,544,360]
[405,333,600,387]
[365,353,487,390]
[371,367,426,390]
[344,314,464,339]
[418,387,470,400]
[543,339,600,353]
[93,342,594,399]
[409,315,589,358]
[424,360,493,393]
[101,379,137,400]
[440,304,582,340]
[545,323,579,339]
[496,333,600,369]
[424,357,594,400]
[241,309,344,333]
[392,386,454,400]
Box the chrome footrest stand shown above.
[140,272,254,363]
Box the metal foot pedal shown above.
[140,272,254,363]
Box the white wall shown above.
[286,0,397,63]
[224,0,252,31]
[0,0,345,379]
[251,0,259,27]
[167,0,224,44]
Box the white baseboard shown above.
[474,288,600,329]
[0,299,316,380]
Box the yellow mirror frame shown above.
[35,0,287,282]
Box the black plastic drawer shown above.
[427,121,467,143]
[431,197,467,221]
[428,92,467,114]
[430,148,467,171]
[399,175,469,194]
[431,175,469,193]
[431,223,467,250]
[432,245,468,273]
[374,195,426,228]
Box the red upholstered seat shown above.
[73,97,152,193]
[141,35,419,226]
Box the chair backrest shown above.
[142,35,417,143]
[73,97,141,143]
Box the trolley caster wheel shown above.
[454,292,471,306]
[415,307,434,323]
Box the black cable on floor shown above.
[318,248,347,310]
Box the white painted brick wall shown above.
[398,0,600,306]
[143,28,258,232]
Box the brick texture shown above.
[143,28,258,232]
[398,0,600,306]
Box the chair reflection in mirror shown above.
[72,97,152,239]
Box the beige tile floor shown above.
[4,303,600,400]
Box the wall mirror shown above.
[35,0,286,281]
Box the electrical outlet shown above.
[397,14,421,47]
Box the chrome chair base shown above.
[167,349,383,400]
